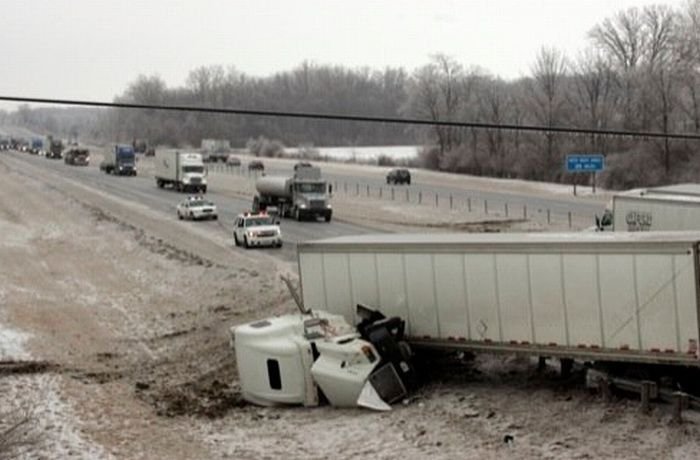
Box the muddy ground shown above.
[1,152,699,459]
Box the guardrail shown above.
[208,163,594,229]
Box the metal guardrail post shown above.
[391,187,395,201]
[523,205,527,219]
[505,203,509,217]
[435,193,439,207]
[547,209,551,224]
[484,200,488,214]
[568,212,572,228]
[449,194,453,209]
[379,187,383,199]
[418,191,422,204]
[468,197,472,212]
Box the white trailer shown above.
[298,232,700,366]
[154,150,207,193]
[598,184,700,231]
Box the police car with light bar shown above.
[233,211,282,249]
[177,196,218,221]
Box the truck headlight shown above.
[299,204,307,209]
[326,204,332,209]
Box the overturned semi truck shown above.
[233,231,700,410]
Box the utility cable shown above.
[1,95,699,141]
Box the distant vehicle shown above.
[45,136,64,159]
[294,161,313,170]
[155,150,207,193]
[233,211,282,248]
[226,155,241,166]
[176,196,217,220]
[252,165,332,222]
[386,168,411,185]
[0,137,9,150]
[29,138,43,155]
[63,147,90,166]
[201,139,231,162]
[100,144,137,175]
[248,160,264,171]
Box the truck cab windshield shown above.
[295,183,325,194]
[183,166,204,174]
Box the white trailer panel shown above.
[299,233,700,365]
[612,193,700,231]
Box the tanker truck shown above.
[252,166,332,222]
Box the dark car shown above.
[294,161,312,170]
[386,168,411,185]
[248,160,264,171]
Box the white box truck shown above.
[154,151,207,193]
[597,183,700,231]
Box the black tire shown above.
[244,236,251,249]
[178,212,183,220]
[234,233,240,246]
[325,213,332,223]
[189,212,194,221]
[201,186,207,194]
[294,207,301,221]
[212,215,218,220]
[277,241,283,248]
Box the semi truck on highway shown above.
[597,184,700,231]
[100,144,137,176]
[233,231,700,409]
[45,136,64,159]
[29,138,43,154]
[252,166,332,222]
[155,150,207,193]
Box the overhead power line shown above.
[2,95,700,141]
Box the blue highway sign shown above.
[566,154,604,173]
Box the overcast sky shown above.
[0,0,685,111]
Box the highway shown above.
[2,151,376,262]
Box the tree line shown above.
[5,2,700,189]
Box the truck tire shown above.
[201,186,207,194]
[234,233,240,246]
[178,212,183,220]
[294,207,301,221]
[244,236,251,249]
[325,213,332,223]
[156,179,163,188]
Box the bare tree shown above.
[528,47,569,179]
[589,7,646,129]
[643,4,680,173]
[571,49,619,152]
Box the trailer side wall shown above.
[299,237,700,364]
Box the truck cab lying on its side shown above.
[232,305,416,410]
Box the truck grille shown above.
[258,231,277,237]
[190,177,202,184]
[309,200,325,209]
